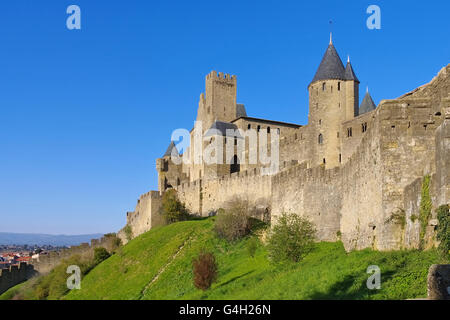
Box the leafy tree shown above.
[214,200,254,241]
[161,189,190,223]
[94,247,110,266]
[267,213,316,263]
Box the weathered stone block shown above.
[427,264,450,300]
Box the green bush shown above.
[267,213,316,263]
[436,204,450,260]
[161,189,190,223]
[246,237,259,258]
[94,247,111,266]
[124,224,133,241]
[214,200,253,241]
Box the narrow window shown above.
[347,128,353,137]
[234,137,237,146]
[322,83,326,91]
[339,154,342,163]
[362,123,368,133]
[267,127,271,133]
[257,125,261,132]
[323,158,326,164]
[248,124,251,129]
[318,134,323,144]
[319,119,322,125]
[338,82,341,91]
[277,128,280,134]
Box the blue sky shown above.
[0,1,448,235]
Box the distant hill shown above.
[0,232,104,246]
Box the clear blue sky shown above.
[0,1,448,235]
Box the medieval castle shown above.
[119,37,450,252]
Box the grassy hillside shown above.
[65,218,441,300]
[2,217,443,300]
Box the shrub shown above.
[94,247,110,266]
[124,224,133,241]
[419,175,432,248]
[214,200,253,241]
[246,237,259,258]
[436,204,450,259]
[267,213,317,263]
[192,251,218,290]
[161,189,190,223]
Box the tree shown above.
[267,213,316,263]
[161,189,190,223]
[214,200,254,242]
[93,247,110,266]
[437,205,450,260]
[192,251,218,290]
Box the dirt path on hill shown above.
[138,234,194,299]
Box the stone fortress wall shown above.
[0,262,35,296]
[31,235,118,274]
[119,40,449,252]
[0,234,119,295]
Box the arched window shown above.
[257,125,261,132]
[322,83,326,91]
[318,134,323,144]
[267,127,271,133]
[248,124,251,129]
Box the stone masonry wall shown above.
[0,262,35,295]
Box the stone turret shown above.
[344,56,360,120]
[157,141,185,193]
[308,35,359,168]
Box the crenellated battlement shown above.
[0,262,35,295]
[206,70,237,82]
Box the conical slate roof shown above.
[311,43,346,84]
[163,141,178,157]
[359,91,377,115]
[344,61,359,82]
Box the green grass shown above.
[3,217,443,300]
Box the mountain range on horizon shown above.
[0,232,104,247]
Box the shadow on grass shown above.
[215,271,255,289]
[306,270,395,300]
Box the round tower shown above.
[307,35,359,168]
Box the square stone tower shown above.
[196,71,237,132]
